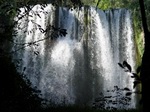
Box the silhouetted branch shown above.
[96,0,101,10]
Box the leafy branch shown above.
[0,2,68,56]
[96,0,101,10]
[118,61,141,89]
[11,24,67,55]
[118,60,142,104]
[93,61,142,111]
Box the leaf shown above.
[40,6,44,10]
[123,87,131,91]
[123,61,132,72]
[59,29,67,37]
[131,76,135,78]
[37,24,41,28]
[37,13,41,18]
[17,8,21,13]
[29,15,33,17]
[118,63,124,68]
[23,67,26,72]
[107,90,110,92]
[39,28,44,33]
[114,86,119,91]
[132,73,141,80]
[34,51,39,55]
[123,60,127,66]
[126,92,132,96]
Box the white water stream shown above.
[13,4,136,108]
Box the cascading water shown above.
[12,4,136,108]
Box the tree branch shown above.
[139,0,149,36]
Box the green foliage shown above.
[81,0,146,65]
[0,1,43,112]
[0,0,145,111]
[0,55,44,112]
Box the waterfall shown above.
[12,4,136,108]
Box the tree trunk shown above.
[139,0,150,111]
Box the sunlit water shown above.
[12,4,136,108]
